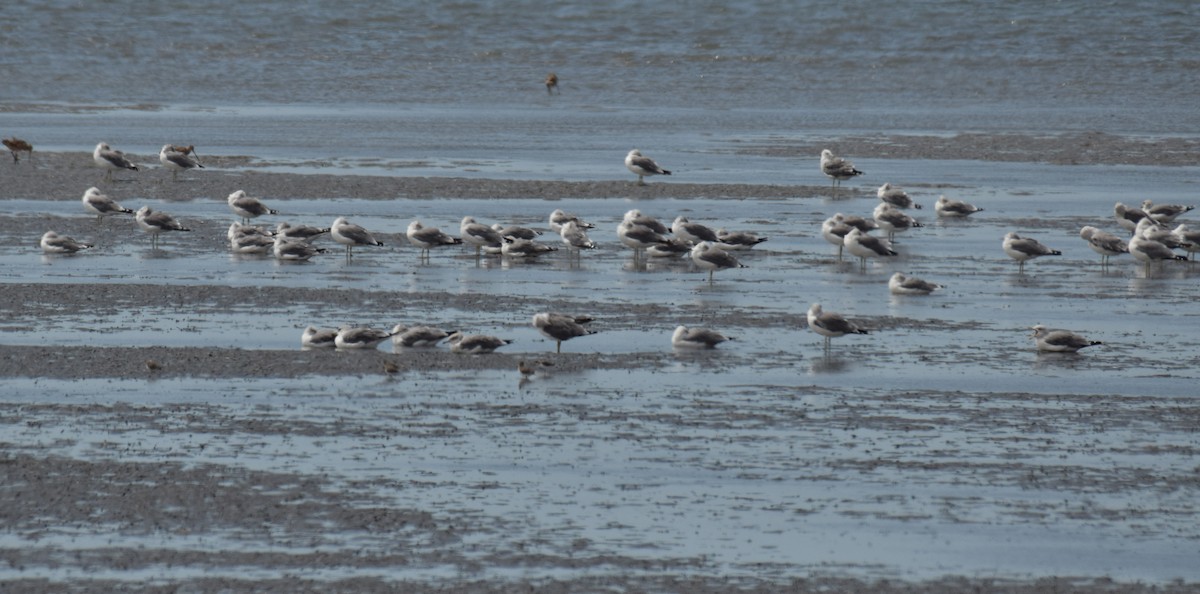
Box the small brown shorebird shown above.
[3,137,33,163]
[545,72,559,94]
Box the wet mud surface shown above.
[2,136,1199,592]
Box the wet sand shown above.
[2,137,1199,592]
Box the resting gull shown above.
[671,325,731,349]
[1030,325,1101,353]
[136,206,191,248]
[446,332,513,354]
[532,312,597,353]
[1141,200,1194,224]
[331,216,384,259]
[93,142,139,182]
[390,324,457,348]
[888,272,943,296]
[671,215,720,244]
[690,241,746,283]
[625,149,672,185]
[334,326,397,350]
[1114,202,1156,234]
[548,208,595,234]
[1002,232,1061,272]
[715,228,768,250]
[819,149,863,189]
[460,216,504,256]
[1078,226,1128,265]
[301,326,338,349]
[81,186,133,221]
[935,195,984,218]
[873,203,922,242]
[407,220,462,260]
[276,221,329,243]
[273,236,325,262]
[807,303,868,351]
[228,190,279,224]
[844,227,897,270]
[877,183,920,209]
[40,231,93,254]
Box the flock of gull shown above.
[16,138,1199,357]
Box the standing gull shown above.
[617,220,672,261]
[460,216,504,256]
[807,303,868,351]
[873,203,922,242]
[559,220,596,261]
[135,206,191,249]
[230,232,275,255]
[1172,224,1200,260]
[548,209,595,234]
[623,209,670,235]
[822,213,876,261]
[1030,325,1102,353]
[331,216,384,259]
[1114,202,1155,234]
[446,332,513,354]
[159,144,204,181]
[406,220,462,260]
[690,241,746,283]
[1078,226,1128,265]
[40,231,93,254]
[93,142,139,182]
[1002,232,1061,272]
[3,137,33,163]
[81,186,133,221]
[888,272,943,295]
[625,149,672,186]
[877,183,920,209]
[819,149,863,189]
[532,312,597,353]
[227,190,279,224]
[844,227,897,270]
[671,215,720,244]
[1128,234,1186,270]
[935,195,984,218]
[671,325,732,349]
[1136,218,1190,251]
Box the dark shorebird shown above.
[3,137,33,163]
[625,149,672,186]
[544,72,559,94]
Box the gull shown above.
[646,237,693,258]
[844,227,897,270]
[301,326,338,349]
[545,72,559,94]
[625,149,672,185]
[446,332,513,354]
[1141,200,1195,224]
[390,324,457,348]
[273,235,325,261]
[81,186,133,221]
[1128,234,1186,270]
[548,208,595,234]
[1030,325,1102,353]
[136,206,191,248]
[1171,224,1200,260]
[1002,232,1061,272]
[492,223,542,240]
[819,149,863,189]
[822,213,876,261]
[560,220,596,260]
[407,220,462,260]
[331,216,384,259]
[501,235,557,258]
[671,325,732,349]
[93,142,139,182]
[715,228,768,250]
[617,220,672,260]
[228,222,274,243]
[276,221,329,243]
[807,303,868,351]
[334,326,397,350]
[873,203,922,241]
[690,241,746,283]
[1136,218,1190,251]
[532,312,597,353]
[460,216,504,256]
[40,231,93,254]
[1079,226,1128,265]
[623,209,670,235]
[227,190,279,224]
[230,232,275,255]
[159,144,204,181]
[671,215,720,244]
[3,137,33,163]
[1114,202,1156,234]
[877,183,920,209]
[888,272,943,295]
[935,195,984,218]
